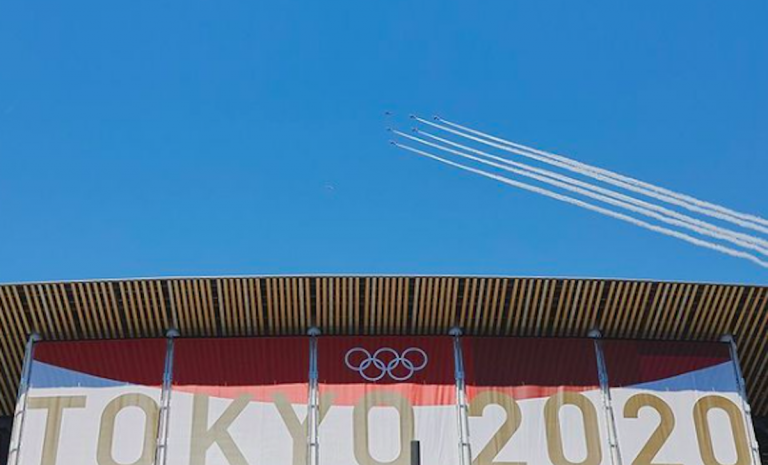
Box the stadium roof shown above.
[1,276,767,416]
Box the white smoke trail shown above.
[433,116,768,230]
[435,116,768,228]
[413,116,768,236]
[392,142,768,269]
[408,129,768,251]
[393,130,768,257]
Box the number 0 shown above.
[693,396,750,465]
[544,392,602,465]
[353,391,415,465]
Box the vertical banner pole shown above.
[155,329,178,465]
[7,332,41,465]
[722,335,763,465]
[410,440,422,465]
[308,327,321,465]
[590,330,622,465]
[450,327,472,465]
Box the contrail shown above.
[392,142,768,269]
[412,116,768,236]
[433,116,768,230]
[392,130,768,257]
[407,129,768,251]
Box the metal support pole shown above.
[7,332,41,465]
[410,440,421,465]
[450,327,472,465]
[721,335,763,465]
[589,330,622,465]
[308,327,321,465]
[155,329,179,465]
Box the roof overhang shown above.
[0,275,766,416]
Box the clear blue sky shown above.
[1,0,766,285]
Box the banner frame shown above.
[450,328,472,465]
[590,330,623,465]
[722,335,763,465]
[308,327,320,465]
[154,329,178,465]
[7,333,40,465]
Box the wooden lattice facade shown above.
[0,276,767,416]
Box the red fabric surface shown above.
[34,339,166,386]
[602,340,730,387]
[464,337,600,400]
[172,337,309,402]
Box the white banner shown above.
[317,337,460,465]
[10,337,760,465]
[464,337,611,465]
[165,337,310,465]
[603,341,756,465]
[17,340,166,465]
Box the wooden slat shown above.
[39,285,65,340]
[743,294,768,377]
[733,288,759,337]
[293,278,303,334]
[0,290,26,401]
[278,278,288,335]
[254,279,265,333]
[0,290,23,405]
[714,286,744,338]
[504,279,520,335]
[656,283,688,340]
[460,278,471,333]
[691,285,719,338]
[195,279,209,336]
[670,284,698,339]
[486,279,506,335]
[132,282,150,337]
[90,283,113,339]
[519,280,534,336]
[395,278,405,333]
[266,279,276,334]
[473,279,487,335]
[422,278,434,334]
[447,278,459,329]
[370,278,379,335]
[0,290,24,378]
[217,279,232,336]
[435,278,447,334]
[364,278,372,334]
[381,278,390,334]
[0,288,29,366]
[737,292,765,373]
[647,282,674,339]
[204,280,218,336]
[571,281,592,336]
[190,280,200,333]
[238,279,248,336]
[535,280,555,337]
[553,280,574,336]
[353,278,361,333]
[178,281,195,335]
[584,281,605,335]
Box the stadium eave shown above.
[0,275,767,416]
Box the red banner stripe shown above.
[33,339,166,387]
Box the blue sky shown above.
[1,0,766,284]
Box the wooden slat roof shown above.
[0,276,767,416]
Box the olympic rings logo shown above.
[344,347,429,382]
